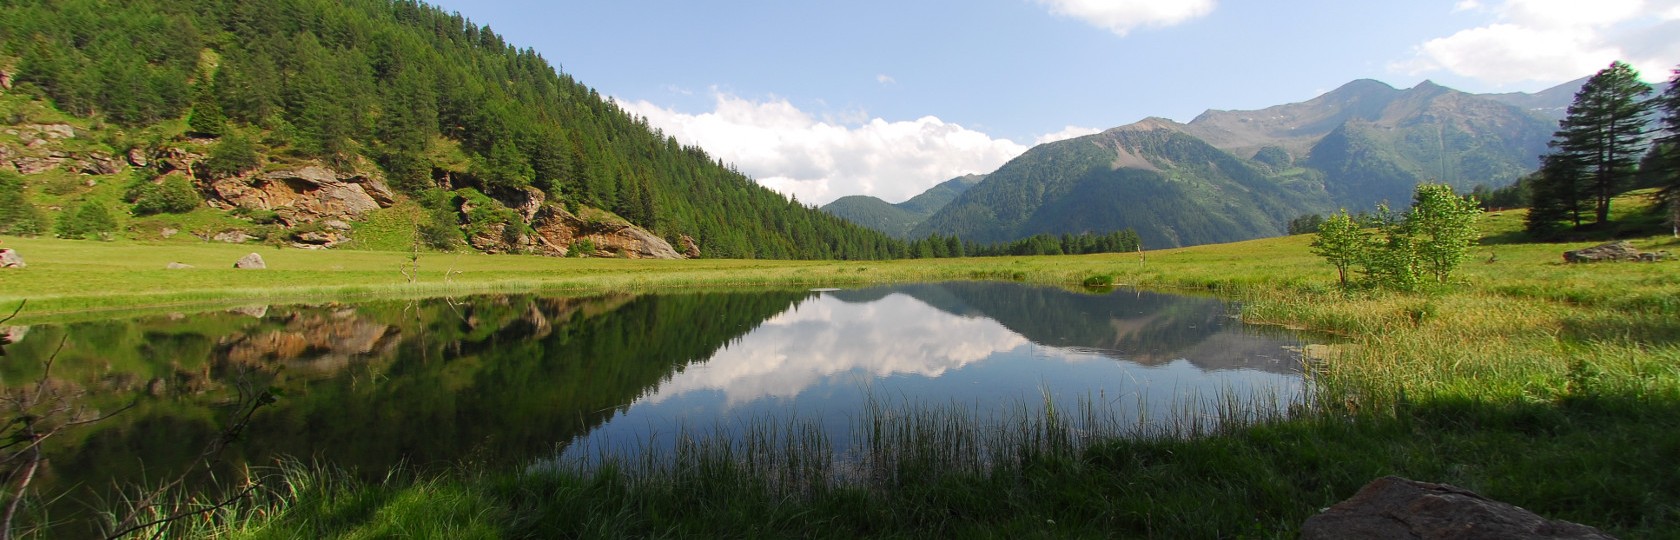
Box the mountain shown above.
[819,174,982,237]
[911,127,1330,247]
[913,79,1561,247]
[0,0,901,260]
[1481,77,1588,121]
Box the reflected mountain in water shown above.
[572,283,1307,460]
[849,282,1302,372]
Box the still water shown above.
[0,282,1311,530]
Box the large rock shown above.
[1301,476,1614,540]
[1563,241,1640,263]
[12,156,64,174]
[75,151,122,175]
[528,206,682,259]
[205,165,396,227]
[679,234,702,259]
[0,249,24,268]
[234,252,266,269]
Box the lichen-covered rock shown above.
[76,151,121,175]
[1563,241,1641,263]
[206,166,395,228]
[1301,476,1614,540]
[234,252,266,269]
[126,147,150,168]
[528,206,681,259]
[12,156,63,174]
[213,230,253,244]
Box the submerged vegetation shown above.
[0,193,1675,537]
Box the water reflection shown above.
[1,282,1308,535]
[568,283,1305,458]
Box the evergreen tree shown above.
[1653,66,1680,237]
[187,76,228,137]
[1530,61,1653,232]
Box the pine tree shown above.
[1532,61,1653,231]
[1653,66,1680,237]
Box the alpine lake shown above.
[2,281,1322,535]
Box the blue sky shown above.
[426,0,1680,204]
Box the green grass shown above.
[8,193,1680,538]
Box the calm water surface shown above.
[1,282,1312,533]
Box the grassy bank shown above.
[7,200,1680,537]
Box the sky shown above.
[425,0,1680,205]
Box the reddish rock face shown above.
[527,206,682,259]
[206,166,396,228]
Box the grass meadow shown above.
[3,196,1679,538]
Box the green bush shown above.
[131,175,202,215]
[200,134,259,179]
[0,172,47,235]
[54,201,119,240]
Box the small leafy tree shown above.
[1407,183,1483,283]
[1310,210,1366,287]
[1311,184,1481,290]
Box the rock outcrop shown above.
[1563,241,1672,263]
[234,252,266,269]
[528,206,681,259]
[679,234,702,259]
[1301,476,1614,540]
[206,165,396,229]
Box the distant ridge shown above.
[907,78,1567,248]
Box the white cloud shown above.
[641,293,1031,406]
[1400,0,1680,85]
[1034,125,1103,145]
[620,92,1030,204]
[876,74,896,85]
[1035,0,1215,36]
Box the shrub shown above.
[200,134,259,179]
[54,201,119,240]
[132,175,202,215]
[1312,184,1481,291]
[0,172,47,235]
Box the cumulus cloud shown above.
[640,293,1032,407]
[1034,125,1103,145]
[1400,0,1680,85]
[619,92,1030,204]
[1035,0,1216,36]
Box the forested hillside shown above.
[0,0,900,259]
[911,79,1563,248]
[913,127,1329,247]
[819,174,981,238]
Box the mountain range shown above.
[828,78,1585,248]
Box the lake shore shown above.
[4,207,1678,537]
